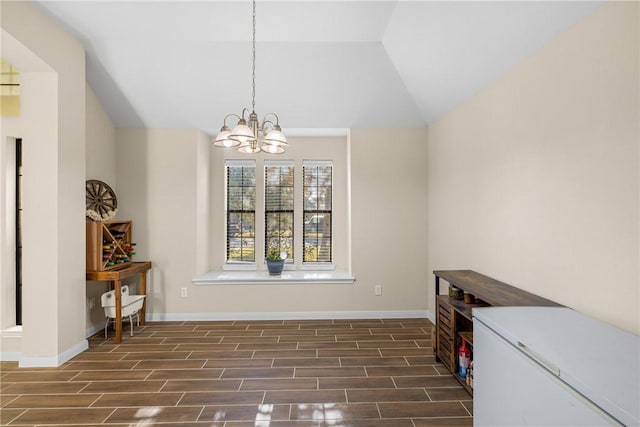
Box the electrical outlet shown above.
[375,285,382,296]
[180,287,188,298]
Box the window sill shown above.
[193,270,355,285]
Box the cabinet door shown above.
[473,320,620,426]
[436,297,455,372]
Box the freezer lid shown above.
[473,306,639,426]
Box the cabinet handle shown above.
[517,341,560,376]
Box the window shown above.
[223,159,335,269]
[226,160,256,263]
[303,161,332,263]
[264,161,294,261]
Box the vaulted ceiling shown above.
[34,1,602,135]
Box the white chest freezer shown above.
[473,306,639,426]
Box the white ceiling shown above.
[33,0,603,135]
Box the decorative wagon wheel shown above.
[86,180,117,221]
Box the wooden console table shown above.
[87,261,152,343]
[433,269,561,394]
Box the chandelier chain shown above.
[251,0,256,113]
[213,0,286,153]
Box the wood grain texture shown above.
[0,318,473,426]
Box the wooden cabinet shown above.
[436,296,455,372]
[86,220,136,272]
[433,270,561,395]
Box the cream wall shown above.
[115,129,205,316]
[0,34,53,346]
[195,130,211,274]
[350,128,429,314]
[114,128,429,319]
[1,1,87,364]
[85,84,117,335]
[427,2,639,334]
[86,84,116,186]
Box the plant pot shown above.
[266,259,285,275]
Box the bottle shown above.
[458,338,470,378]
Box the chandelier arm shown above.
[261,119,276,130]
[262,113,280,126]
[223,113,242,126]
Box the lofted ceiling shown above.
[33,1,603,135]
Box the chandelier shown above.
[213,0,287,154]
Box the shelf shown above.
[437,294,489,321]
[87,220,136,272]
[454,372,474,395]
[434,270,561,308]
[459,331,474,346]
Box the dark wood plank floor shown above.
[0,318,473,426]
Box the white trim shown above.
[425,310,436,325]
[0,325,22,338]
[86,323,103,339]
[222,262,257,271]
[148,310,431,322]
[302,159,333,167]
[0,326,22,361]
[1,352,21,361]
[18,339,88,368]
[300,263,335,271]
[193,270,355,285]
[225,159,256,167]
[264,159,294,166]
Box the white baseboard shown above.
[86,323,104,339]
[0,351,21,361]
[147,310,433,322]
[425,310,436,324]
[18,339,88,368]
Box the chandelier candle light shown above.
[213,0,287,154]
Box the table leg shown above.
[114,279,122,343]
[139,270,147,326]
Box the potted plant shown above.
[266,237,288,275]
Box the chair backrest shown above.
[101,289,115,308]
[101,285,131,308]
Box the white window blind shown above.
[264,160,294,261]
[226,160,256,263]
[303,161,332,263]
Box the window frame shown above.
[224,159,257,268]
[302,160,333,267]
[220,155,339,274]
[264,160,295,264]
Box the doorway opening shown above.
[15,138,22,325]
